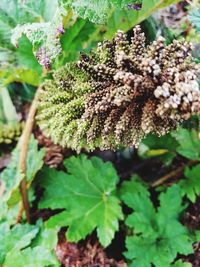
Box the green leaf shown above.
[63,0,178,24]
[62,0,130,24]
[0,68,41,87]
[11,6,67,67]
[58,18,96,65]
[179,164,200,203]
[188,8,200,33]
[172,128,200,160]
[138,133,178,165]
[0,0,43,86]
[1,135,45,206]
[121,183,193,267]
[0,220,59,267]
[171,260,192,267]
[4,246,59,267]
[0,222,39,264]
[39,154,123,247]
[15,36,42,76]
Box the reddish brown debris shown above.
[182,197,200,266]
[55,231,126,267]
[182,197,200,231]
[34,127,72,168]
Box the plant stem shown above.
[151,160,200,187]
[17,88,41,223]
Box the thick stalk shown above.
[17,88,41,223]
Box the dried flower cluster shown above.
[37,25,200,152]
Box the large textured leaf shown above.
[62,0,131,24]
[172,128,200,160]
[0,222,39,264]
[0,135,45,206]
[11,5,67,67]
[0,0,51,85]
[121,181,193,267]
[63,0,178,24]
[39,154,123,247]
[179,164,200,203]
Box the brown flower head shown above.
[37,25,200,152]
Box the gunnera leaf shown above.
[37,25,200,152]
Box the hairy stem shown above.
[16,88,41,223]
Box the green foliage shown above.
[105,0,179,37]
[0,135,45,207]
[39,154,123,247]
[172,260,192,267]
[179,164,200,203]
[121,178,193,267]
[172,128,200,160]
[58,18,96,65]
[0,223,39,264]
[188,8,200,33]
[11,5,67,67]
[62,0,132,24]
[0,0,42,86]
[0,221,59,267]
[62,0,178,24]
[138,133,178,165]
[4,246,59,267]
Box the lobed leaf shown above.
[121,182,193,267]
[179,164,200,203]
[172,128,200,160]
[39,154,123,247]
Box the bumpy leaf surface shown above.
[63,0,179,24]
[39,154,123,247]
[121,179,193,267]
[0,0,43,86]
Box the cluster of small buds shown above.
[37,25,200,152]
